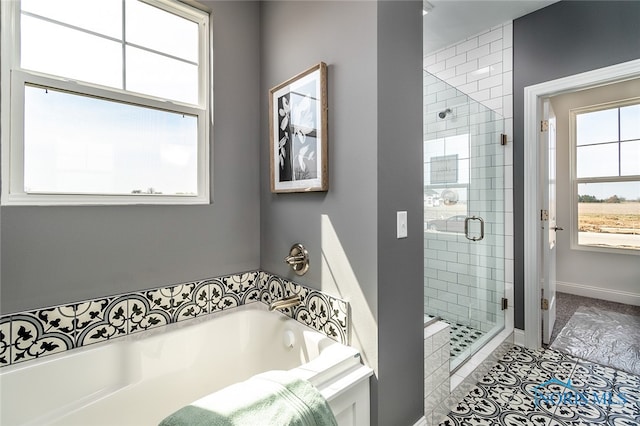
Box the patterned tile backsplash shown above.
[0,271,349,368]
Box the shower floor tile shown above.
[439,346,640,426]
[448,322,485,358]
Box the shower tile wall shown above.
[423,79,504,333]
[423,20,514,331]
[423,21,513,141]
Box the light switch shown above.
[397,211,407,239]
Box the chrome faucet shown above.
[269,295,302,312]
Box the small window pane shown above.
[21,0,122,39]
[620,104,640,141]
[126,46,198,104]
[576,108,619,146]
[21,15,122,88]
[24,85,198,196]
[577,182,640,251]
[126,0,199,63]
[576,143,619,178]
[621,140,640,176]
[445,134,470,159]
[424,138,445,160]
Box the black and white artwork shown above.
[270,63,328,193]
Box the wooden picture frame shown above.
[269,62,328,193]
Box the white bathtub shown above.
[0,303,372,426]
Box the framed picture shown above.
[269,62,328,193]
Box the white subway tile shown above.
[490,39,503,53]
[427,63,446,77]
[503,71,513,96]
[425,352,438,376]
[505,188,513,213]
[504,118,513,145]
[447,302,469,317]
[503,47,513,72]
[427,258,448,271]
[467,67,491,82]
[426,80,446,95]
[478,74,503,91]
[505,258,514,283]
[438,67,456,81]
[458,81,478,95]
[490,85,503,99]
[466,44,491,61]
[437,88,458,103]
[478,51,502,68]
[456,38,478,54]
[456,59,478,76]
[424,335,433,357]
[490,62,504,76]
[447,262,469,275]
[503,23,513,48]
[424,54,437,67]
[446,52,467,69]
[433,327,450,349]
[438,270,457,283]
[503,94,513,119]
[436,46,456,62]
[437,290,458,304]
[470,89,490,102]
[479,28,502,46]
[437,250,458,262]
[446,74,467,88]
[482,98,502,111]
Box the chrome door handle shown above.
[552,226,564,231]
[464,216,484,241]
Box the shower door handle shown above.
[464,216,484,241]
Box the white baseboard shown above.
[557,281,640,306]
[513,329,525,347]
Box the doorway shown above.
[522,58,640,350]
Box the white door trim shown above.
[522,58,640,349]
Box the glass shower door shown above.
[423,71,505,370]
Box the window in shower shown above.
[424,134,470,232]
[572,100,640,252]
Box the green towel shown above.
[159,370,338,426]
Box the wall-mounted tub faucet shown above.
[284,243,309,276]
[269,295,302,312]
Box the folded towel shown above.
[159,370,338,426]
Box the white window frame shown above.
[1,0,211,206]
[569,98,640,255]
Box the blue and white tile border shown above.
[0,270,350,368]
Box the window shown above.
[572,100,640,252]
[1,0,210,205]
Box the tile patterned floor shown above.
[440,345,640,425]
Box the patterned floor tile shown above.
[440,346,640,426]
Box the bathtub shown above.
[0,303,372,426]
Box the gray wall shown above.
[376,2,424,424]
[260,2,423,424]
[550,79,640,296]
[1,1,261,314]
[512,0,640,329]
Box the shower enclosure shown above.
[423,71,506,371]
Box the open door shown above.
[541,99,558,345]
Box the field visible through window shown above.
[578,201,640,250]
